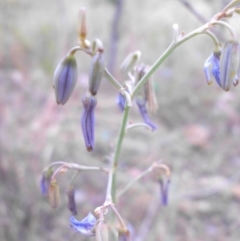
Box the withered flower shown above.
[81,92,97,151]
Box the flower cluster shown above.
[40,1,240,241]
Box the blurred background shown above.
[1,0,240,240]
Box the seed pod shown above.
[96,220,109,241]
[53,54,78,105]
[48,180,60,209]
[88,52,105,96]
[220,40,240,91]
[81,92,97,151]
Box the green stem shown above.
[105,106,130,203]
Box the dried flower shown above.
[89,51,105,96]
[81,92,97,151]
[53,54,78,105]
[204,51,221,86]
[220,40,240,91]
[136,98,157,130]
[67,186,77,216]
[70,213,96,236]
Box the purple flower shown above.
[70,213,96,236]
[40,169,53,196]
[117,93,126,112]
[53,54,78,105]
[204,51,221,86]
[136,98,157,130]
[220,40,240,91]
[159,177,170,206]
[40,174,49,195]
[81,93,97,152]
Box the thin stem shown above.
[105,106,130,203]
[44,161,108,174]
[117,166,153,198]
[210,20,236,38]
[104,68,123,89]
[204,30,220,51]
[110,204,128,231]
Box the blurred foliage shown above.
[1,0,240,241]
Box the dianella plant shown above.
[41,1,240,240]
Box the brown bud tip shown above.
[79,7,87,41]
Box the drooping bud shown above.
[48,180,60,209]
[220,40,240,91]
[40,168,53,195]
[67,186,77,216]
[121,51,141,73]
[89,51,105,96]
[203,51,221,86]
[53,53,78,105]
[136,98,157,130]
[70,213,96,236]
[96,219,109,241]
[81,92,97,151]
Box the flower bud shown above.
[48,180,60,209]
[53,54,78,105]
[121,51,141,73]
[79,7,87,42]
[96,220,109,241]
[89,52,105,96]
[67,186,77,216]
[81,92,97,151]
[220,40,240,91]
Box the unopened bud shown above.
[48,180,60,209]
[121,51,141,73]
[89,52,105,96]
[79,7,87,42]
[53,54,78,105]
[220,40,240,91]
[96,220,109,241]
[81,92,97,151]
[67,186,77,216]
